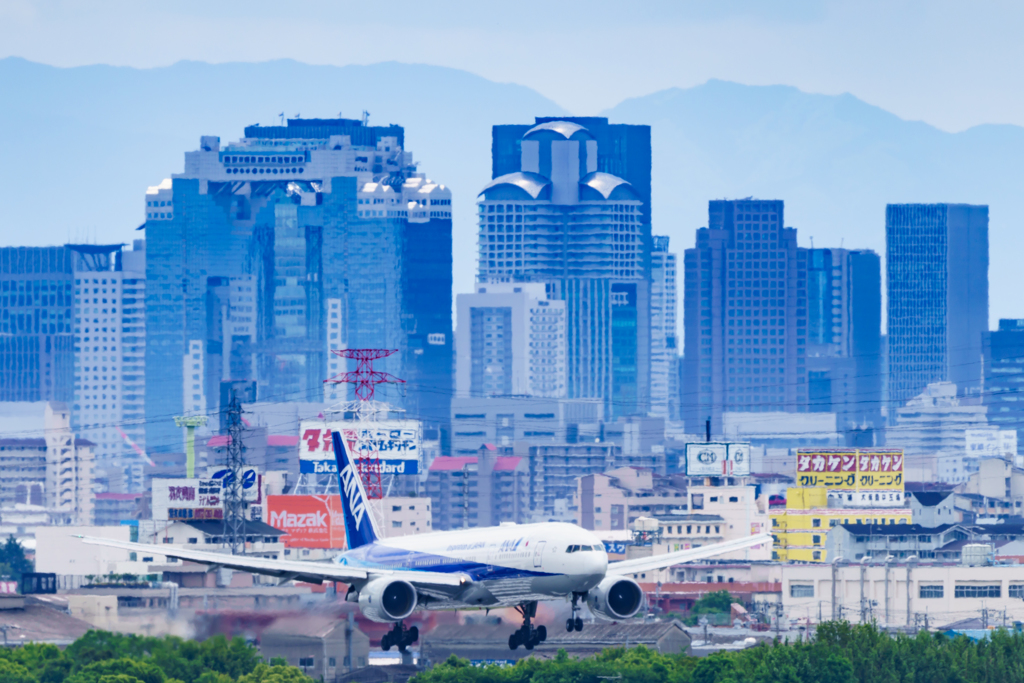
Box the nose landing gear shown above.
[509,601,547,650]
[566,592,585,632]
[381,621,419,652]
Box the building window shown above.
[812,551,821,560]
[812,519,821,528]
[954,585,1001,598]
[790,584,814,598]
[298,657,314,668]
[812,535,821,545]
[1009,585,1024,599]
[329,658,336,667]
[919,585,944,599]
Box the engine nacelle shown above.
[586,576,644,621]
[357,578,418,622]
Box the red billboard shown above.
[266,495,347,549]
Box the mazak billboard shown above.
[266,495,347,549]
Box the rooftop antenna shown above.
[362,110,370,125]
[279,112,285,125]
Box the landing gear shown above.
[508,601,547,650]
[566,592,585,632]
[381,622,418,652]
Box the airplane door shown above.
[533,541,546,568]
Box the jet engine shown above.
[586,576,644,621]
[357,578,418,622]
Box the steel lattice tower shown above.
[324,349,405,499]
[223,392,247,554]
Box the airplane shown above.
[80,431,771,652]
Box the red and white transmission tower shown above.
[324,349,405,499]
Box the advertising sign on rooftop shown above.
[299,419,420,475]
[266,495,346,549]
[684,442,750,476]
[796,448,904,491]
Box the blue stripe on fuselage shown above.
[337,542,554,581]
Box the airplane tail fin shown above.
[331,430,380,549]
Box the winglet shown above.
[331,430,380,549]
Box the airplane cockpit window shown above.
[566,545,582,553]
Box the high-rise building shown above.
[455,282,566,398]
[478,120,649,416]
[144,118,453,454]
[650,236,678,417]
[886,204,988,408]
[71,242,147,492]
[983,319,1024,456]
[492,117,652,275]
[805,248,882,432]
[682,199,807,434]
[0,247,75,402]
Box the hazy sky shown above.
[3,0,1024,131]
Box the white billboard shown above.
[685,442,751,476]
[153,467,264,521]
[299,419,421,475]
[966,429,1017,459]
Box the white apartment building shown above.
[455,282,567,398]
[72,242,145,492]
[650,236,677,417]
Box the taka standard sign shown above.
[266,495,346,549]
[299,419,420,475]
[796,449,904,491]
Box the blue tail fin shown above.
[332,430,380,549]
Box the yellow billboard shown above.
[795,449,904,491]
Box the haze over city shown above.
[1,1,1024,675]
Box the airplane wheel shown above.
[566,619,574,632]
[574,617,584,632]
[408,626,419,643]
[536,625,547,642]
[508,634,518,651]
[524,639,534,651]
[381,634,392,651]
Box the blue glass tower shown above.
[144,118,452,454]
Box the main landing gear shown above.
[509,601,547,651]
[381,621,419,652]
[566,592,585,632]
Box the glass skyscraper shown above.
[683,199,807,434]
[144,118,452,454]
[886,204,988,408]
[479,120,649,416]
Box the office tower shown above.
[983,319,1024,455]
[144,118,453,454]
[492,117,652,275]
[805,248,882,432]
[71,242,147,492]
[455,282,566,398]
[0,247,74,402]
[478,120,649,416]
[650,236,678,417]
[886,204,988,407]
[682,199,807,434]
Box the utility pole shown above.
[222,392,246,555]
[982,607,989,630]
[859,558,868,624]
[774,601,784,639]
[831,559,840,621]
[906,556,917,628]
[884,557,893,627]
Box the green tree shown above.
[236,664,311,683]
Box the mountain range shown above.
[1,57,1022,324]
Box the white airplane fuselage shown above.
[335,521,609,609]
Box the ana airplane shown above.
[80,432,771,652]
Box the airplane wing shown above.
[605,533,773,576]
[74,536,466,587]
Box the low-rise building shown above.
[259,613,370,678]
[94,492,143,526]
[424,448,528,530]
[826,522,1024,563]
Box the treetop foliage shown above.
[0,631,310,683]
[411,621,1024,683]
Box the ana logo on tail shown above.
[339,461,367,530]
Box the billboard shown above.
[153,467,264,521]
[966,429,1017,459]
[299,420,420,475]
[796,449,904,491]
[684,442,750,476]
[266,495,347,549]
